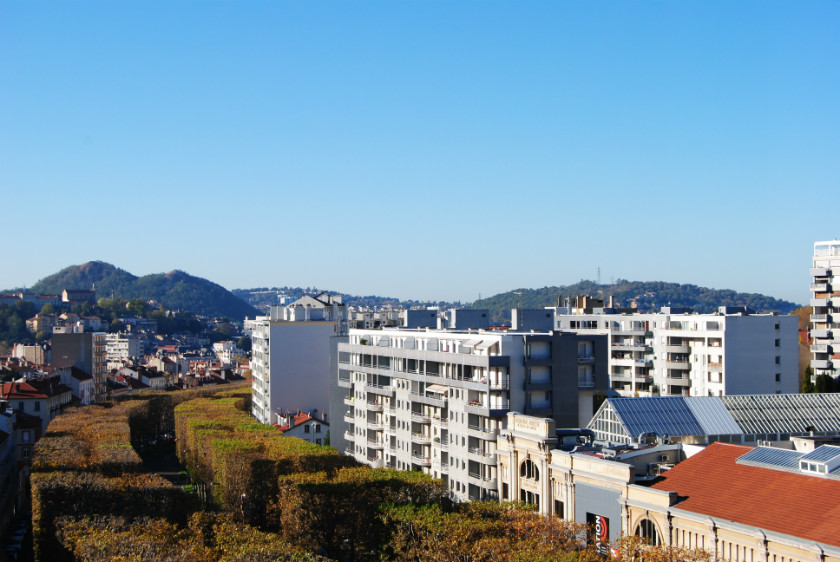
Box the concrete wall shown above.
[267,321,338,421]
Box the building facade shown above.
[498,412,840,562]
[52,331,108,402]
[549,306,797,397]
[333,325,608,502]
[249,293,347,425]
[811,240,840,381]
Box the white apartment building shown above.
[549,306,798,397]
[212,340,240,365]
[249,293,347,425]
[332,322,608,502]
[105,333,143,366]
[811,240,840,380]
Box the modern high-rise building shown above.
[248,293,347,425]
[51,331,108,402]
[811,240,840,381]
[547,306,797,397]
[332,320,608,502]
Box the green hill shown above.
[29,261,258,320]
[472,280,802,325]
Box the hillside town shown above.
[0,240,837,561]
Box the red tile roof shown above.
[650,442,840,547]
[1,382,49,399]
[276,412,314,432]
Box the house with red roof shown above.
[0,379,72,435]
[275,411,329,446]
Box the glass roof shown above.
[597,394,840,441]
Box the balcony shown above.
[812,360,833,370]
[468,471,495,483]
[811,298,829,308]
[708,362,723,372]
[412,433,432,444]
[467,424,498,438]
[812,283,829,292]
[366,402,384,412]
[468,448,496,464]
[343,397,354,406]
[367,422,383,431]
[431,416,448,428]
[578,375,595,388]
[344,431,355,442]
[577,355,595,365]
[812,330,832,339]
[343,412,355,423]
[366,383,394,397]
[411,454,432,467]
[811,267,828,277]
[410,391,447,408]
[411,412,431,424]
[812,315,828,323]
[367,438,384,449]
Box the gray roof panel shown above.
[801,445,840,463]
[737,446,802,471]
[685,396,743,435]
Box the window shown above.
[775,373,781,382]
[34,401,41,412]
[554,500,565,518]
[315,424,321,433]
[775,356,781,365]
[316,438,322,445]
[520,459,539,481]
[304,425,310,434]
[635,519,660,545]
[774,339,780,348]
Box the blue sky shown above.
[1,2,837,305]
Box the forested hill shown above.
[28,261,258,320]
[473,280,802,325]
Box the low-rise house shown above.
[116,366,168,390]
[0,379,72,435]
[25,313,58,335]
[276,411,329,445]
[55,366,95,405]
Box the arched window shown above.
[635,518,660,546]
[520,459,539,481]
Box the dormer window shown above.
[800,460,827,474]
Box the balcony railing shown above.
[578,375,595,388]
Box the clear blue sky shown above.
[1,2,837,305]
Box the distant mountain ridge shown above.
[472,280,802,324]
[27,261,258,320]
